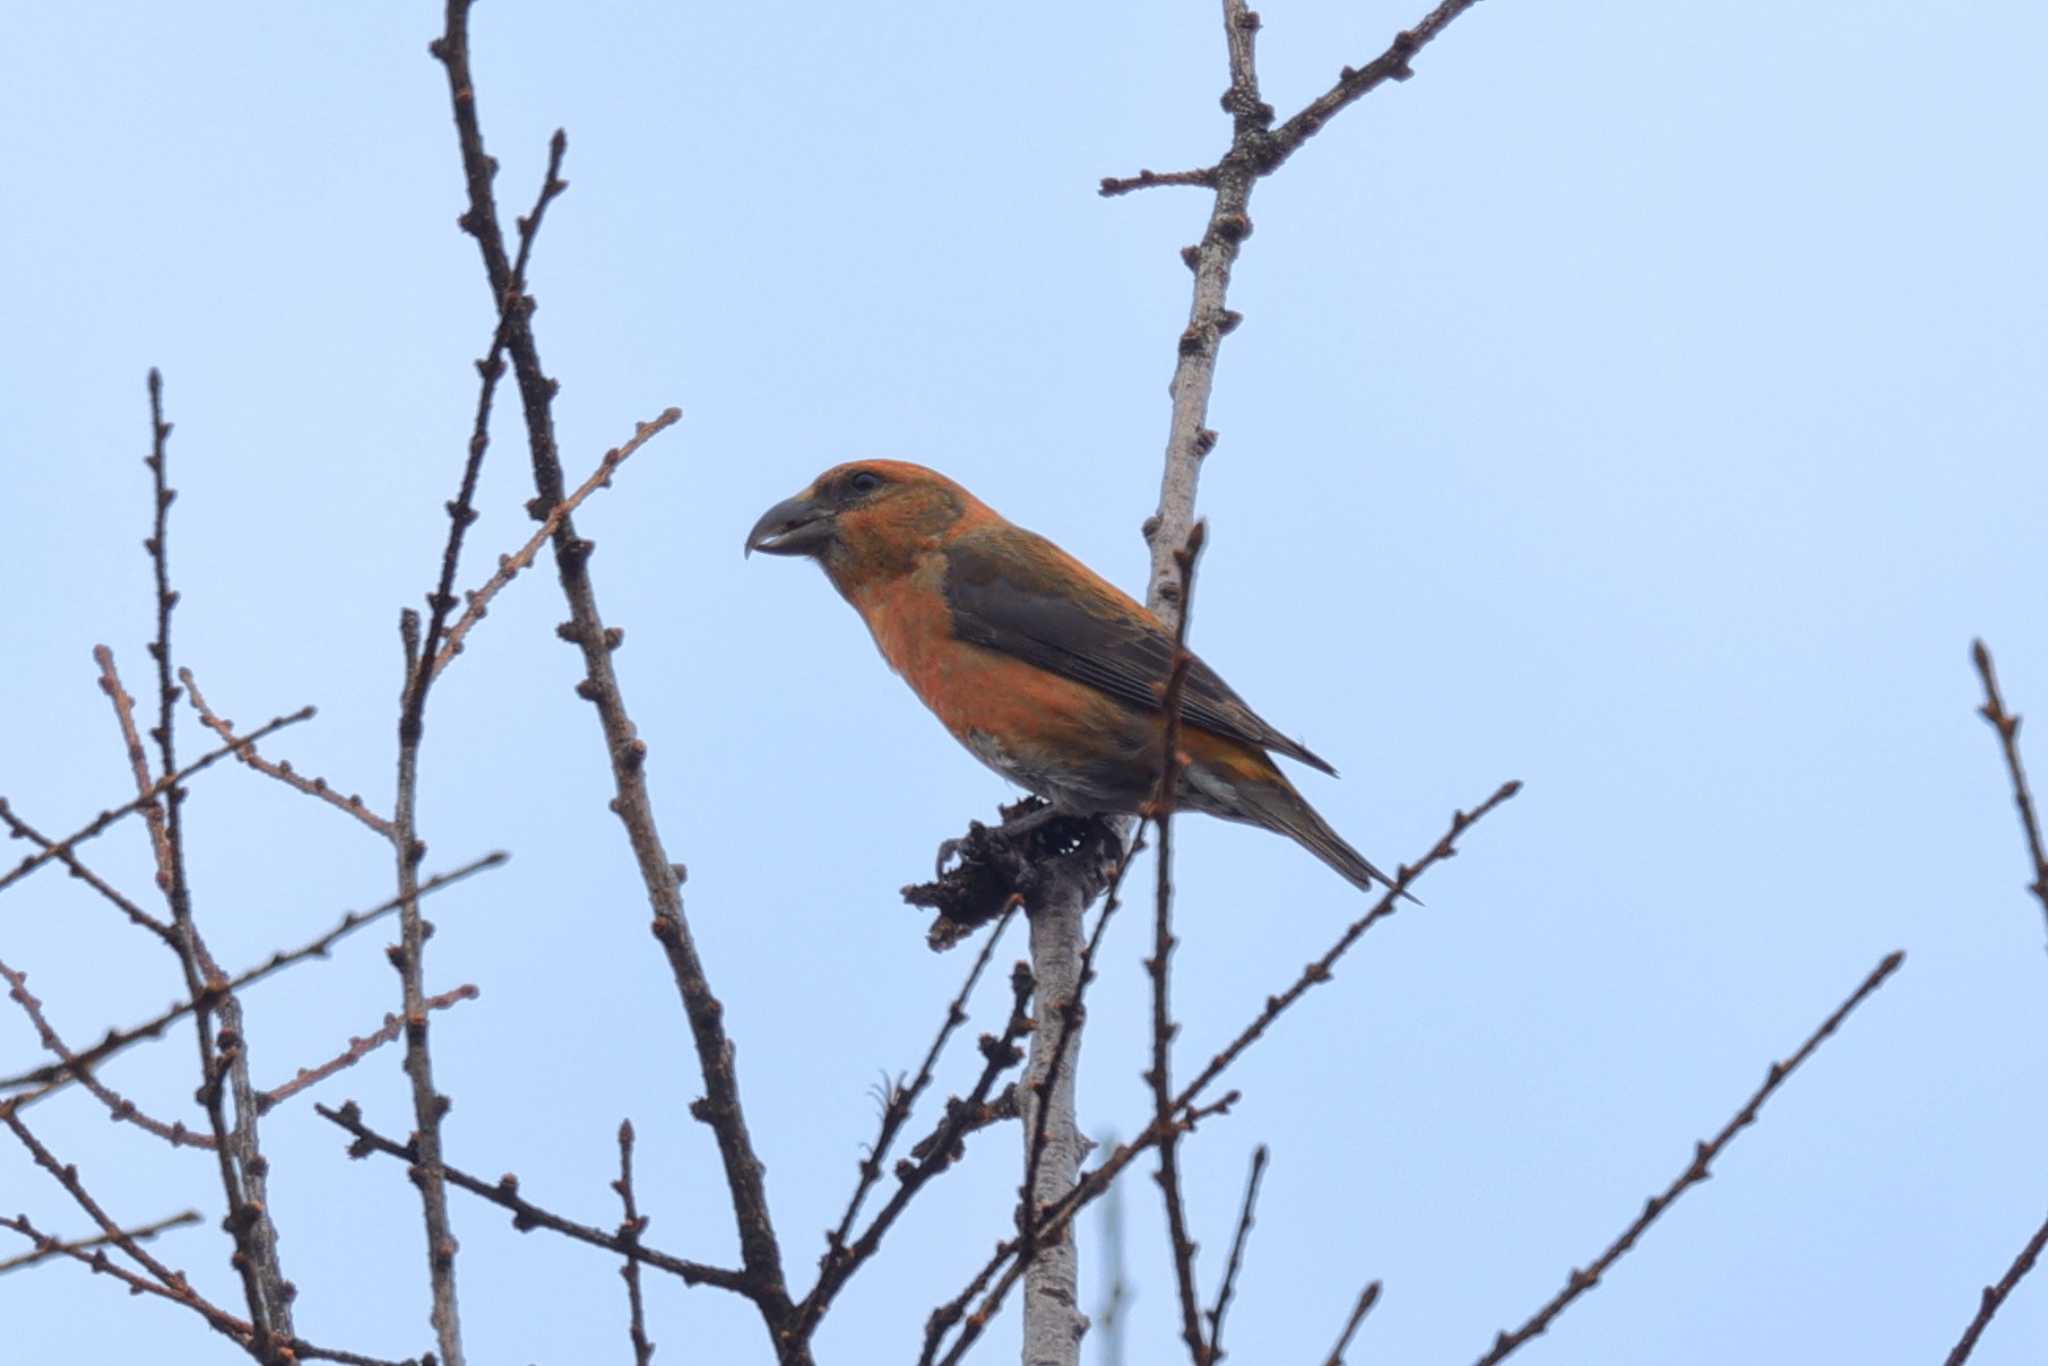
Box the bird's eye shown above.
[847,470,883,495]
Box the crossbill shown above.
[746,460,1399,895]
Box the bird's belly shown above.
[856,577,1155,812]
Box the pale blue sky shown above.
[5,3,2046,1364]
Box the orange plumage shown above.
[746,460,1398,894]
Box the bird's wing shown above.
[940,530,1337,775]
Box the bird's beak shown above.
[745,493,835,558]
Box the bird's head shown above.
[746,460,980,587]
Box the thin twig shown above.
[1321,1280,1382,1366]
[0,801,177,944]
[0,958,214,1148]
[819,904,1018,1275]
[1473,951,1907,1365]
[1971,640,2048,936]
[0,707,315,897]
[1205,1145,1267,1361]
[182,669,394,838]
[0,1208,199,1275]
[408,129,570,730]
[431,5,797,1355]
[258,985,477,1114]
[106,549,293,1353]
[1145,526,1209,1364]
[0,1209,419,1366]
[1100,0,1487,197]
[1944,1209,2048,1366]
[430,408,680,680]
[614,1121,656,1366]
[1176,781,1520,1112]
[799,957,1037,1335]
[1,1107,260,1354]
[1,853,504,1100]
[315,1101,753,1296]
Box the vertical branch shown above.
[132,371,296,1356]
[614,1121,655,1366]
[390,603,464,1366]
[1205,1145,1268,1362]
[429,6,802,1358]
[1020,890,1091,1366]
[1971,641,2048,936]
[1146,528,1209,1364]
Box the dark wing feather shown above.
[941,532,1336,775]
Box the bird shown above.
[745,460,1402,895]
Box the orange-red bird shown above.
[746,461,1399,894]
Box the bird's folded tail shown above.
[1242,776,1420,905]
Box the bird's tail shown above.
[1240,773,1418,904]
[1187,757,1425,909]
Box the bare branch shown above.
[430,406,681,680]
[109,408,297,1351]
[315,1100,754,1296]
[614,1121,656,1366]
[1944,1209,2048,1366]
[1474,950,1907,1365]
[1971,640,2048,935]
[818,904,1019,1279]
[1144,526,1210,1364]
[1,853,504,1101]
[0,1208,199,1275]
[1321,1280,1382,1366]
[182,669,394,838]
[408,129,571,732]
[0,707,314,898]
[1,1108,261,1355]
[0,958,214,1148]
[258,985,478,1114]
[800,955,1037,1335]
[924,784,1515,1365]
[1205,1145,1267,1361]
[430,3,798,1354]
[0,801,176,944]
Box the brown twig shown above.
[1,852,504,1100]
[816,904,1019,1282]
[1944,1209,2048,1365]
[315,1100,753,1296]
[1205,1145,1267,1362]
[182,669,394,838]
[408,129,570,731]
[0,1208,199,1275]
[258,985,478,1114]
[1177,781,1520,1111]
[1,1106,264,1355]
[798,957,1037,1336]
[1474,950,1907,1365]
[0,801,177,944]
[1144,525,1210,1364]
[0,958,214,1148]
[430,408,680,681]
[109,445,297,1351]
[614,1120,655,1366]
[1321,1280,1382,1365]
[1971,641,2048,935]
[924,1090,1244,1366]
[431,5,798,1355]
[1100,0,1487,197]
[0,1211,417,1366]
[0,707,314,897]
